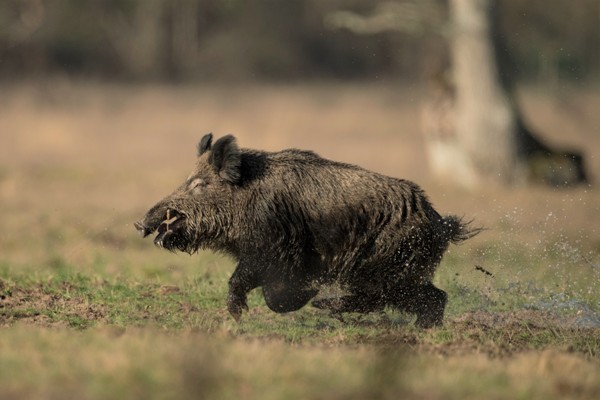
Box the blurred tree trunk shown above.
[451,0,519,185]
[424,0,588,187]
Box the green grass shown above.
[1,251,598,346]
[1,231,598,399]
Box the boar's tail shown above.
[441,215,483,244]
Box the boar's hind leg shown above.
[312,292,385,314]
[262,281,318,313]
[390,283,447,329]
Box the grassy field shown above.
[0,81,599,399]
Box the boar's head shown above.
[134,133,241,254]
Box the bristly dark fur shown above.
[135,134,480,328]
[441,216,483,244]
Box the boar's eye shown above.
[188,178,207,190]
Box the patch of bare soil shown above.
[2,278,598,359]
[446,310,599,356]
[0,280,107,328]
[343,310,600,358]
[452,309,599,330]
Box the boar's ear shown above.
[209,135,241,184]
[197,133,213,156]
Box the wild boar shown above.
[135,133,479,328]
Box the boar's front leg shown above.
[262,279,318,314]
[227,261,261,322]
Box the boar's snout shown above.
[135,202,170,238]
[134,220,151,237]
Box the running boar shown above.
[134,133,479,328]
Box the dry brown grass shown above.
[1,81,598,283]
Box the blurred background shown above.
[0,0,598,280]
[0,0,598,83]
[1,3,599,398]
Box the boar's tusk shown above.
[162,209,180,231]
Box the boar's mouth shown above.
[135,209,188,251]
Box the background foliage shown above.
[0,0,598,82]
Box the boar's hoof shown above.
[227,293,249,322]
